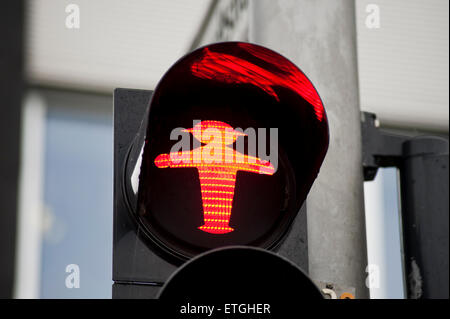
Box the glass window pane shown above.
[40,96,112,298]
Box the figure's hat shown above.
[182,120,246,144]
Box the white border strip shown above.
[13,92,46,299]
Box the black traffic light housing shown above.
[113,88,309,298]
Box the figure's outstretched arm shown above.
[154,151,196,168]
[254,159,275,175]
[154,153,170,168]
[236,156,275,175]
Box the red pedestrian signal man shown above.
[154,120,275,234]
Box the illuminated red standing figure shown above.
[154,120,275,234]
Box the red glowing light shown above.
[154,120,275,234]
[190,44,324,122]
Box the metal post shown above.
[400,137,449,299]
[249,0,369,297]
[362,112,449,298]
[0,0,25,298]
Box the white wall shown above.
[26,0,211,92]
[26,0,449,131]
[356,0,449,131]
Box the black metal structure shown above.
[112,88,309,298]
[0,0,25,299]
[113,89,173,298]
[362,112,449,299]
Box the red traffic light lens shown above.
[133,42,329,262]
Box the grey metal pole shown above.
[249,0,369,298]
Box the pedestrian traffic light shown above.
[113,41,329,298]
